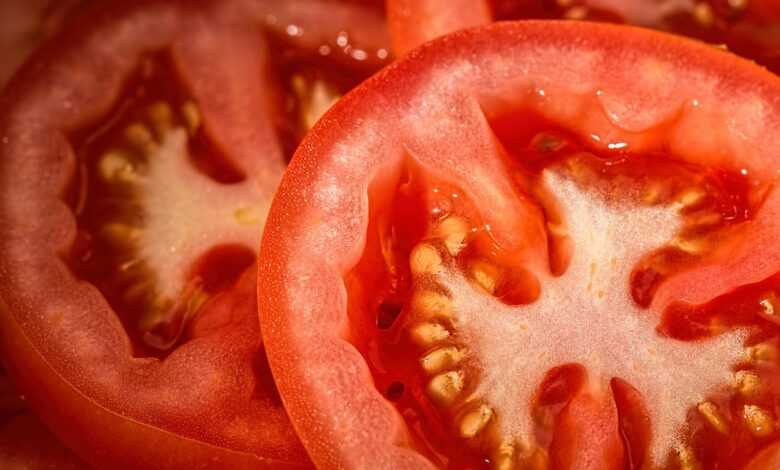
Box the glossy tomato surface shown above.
[0,0,388,468]
[259,21,780,469]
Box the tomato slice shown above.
[259,21,780,469]
[0,0,388,468]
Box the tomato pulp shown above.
[0,0,389,468]
[259,21,780,469]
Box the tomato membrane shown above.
[259,21,780,470]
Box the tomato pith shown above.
[259,21,780,470]
[0,0,389,468]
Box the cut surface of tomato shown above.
[0,0,389,468]
[259,21,780,469]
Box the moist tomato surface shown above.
[0,0,389,468]
[259,21,780,470]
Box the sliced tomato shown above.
[259,21,780,469]
[0,0,388,468]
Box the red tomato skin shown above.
[259,19,780,469]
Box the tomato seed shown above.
[743,405,775,438]
[697,401,729,434]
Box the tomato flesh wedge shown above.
[259,21,780,469]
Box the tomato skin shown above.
[259,20,780,468]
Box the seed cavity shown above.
[697,401,729,434]
[743,405,775,438]
[459,404,494,438]
[80,95,272,351]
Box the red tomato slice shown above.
[259,21,780,469]
[0,0,388,468]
